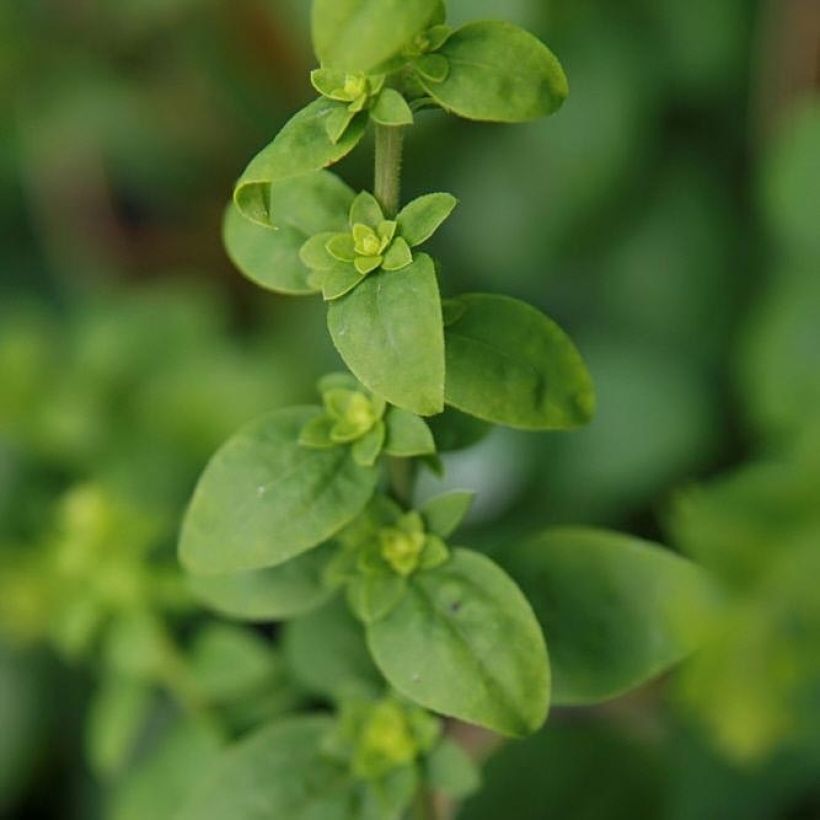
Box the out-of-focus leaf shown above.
[503,528,717,705]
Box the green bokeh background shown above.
[1,0,819,817]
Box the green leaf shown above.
[328,254,445,416]
[176,717,354,820]
[189,625,280,704]
[383,407,436,457]
[351,420,386,467]
[284,597,383,702]
[419,491,475,538]
[223,206,315,296]
[350,190,385,228]
[503,527,716,706]
[425,739,481,799]
[312,0,441,73]
[224,171,352,294]
[419,22,568,123]
[397,193,458,247]
[322,265,366,301]
[179,407,379,575]
[87,676,153,778]
[381,237,413,271]
[370,89,414,126]
[427,407,491,453]
[234,99,366,226]
[347,573,408,624]
[189,544,334,622]
[444,293,595,430]
[367,549,550,737]
[110,721,222,820]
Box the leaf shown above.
[234,99,366,226]
[351,420,386,467]
[419,22,568,122]
[347,573,408,624]
[419,491,475,538]
[87,676,153,778]
[427,407,491,452]
[370,89,414,127]
[312,0,441,73]
[190,544,334,623]
[110,720,222,820]
[444,293,595,430]
[383,407,436,457]
[284,598,383,702]
[425,739,481,799]
[179,407,379,575]
[176,717,355,820]
[189,625,281,704]
[327,254,445,416]
[397,193,458,247]
[503,527,716,706]
[367,549,550,737]
[223,172,352,294]
[381,237,413,271]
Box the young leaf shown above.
[223,172,353,295]
[419,22,568,122]
[283,597,383,702]
[370,89,415,127]
[189,544,335,622]
[367,549,550,737]
[504,527,718,706]
[383,407,436,457]
[444,293,595,430]
[175,717,354,820]
[397,193,458,247]
[419,491,475,538]
[179,407,379,575]
[234,99,366,226]
[327,254,445,416]
[312,0,441,73]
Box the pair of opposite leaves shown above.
[224,170,596,426]
[233,11,569,226]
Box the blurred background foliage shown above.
[1,0,819,817]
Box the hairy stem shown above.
[374,124,405,217]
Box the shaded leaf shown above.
[444,294,595,430]
[504,527,716,706]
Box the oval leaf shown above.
[504,527,716,706]
[179,407,378,575]
[234,99,366,226]
[367,549,550,737]
[225,172,353,293]
[327,254,445,416]
[176,717,353,820]
[421,22,568,123]
[312,0,440,73]
[189,544,335,622]
[444,293,595,430]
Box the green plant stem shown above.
[376,122,434,818]
[374,124,405,217]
